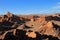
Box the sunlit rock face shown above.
[43,21,57,36]
[26,31,36,38]
[0,13,60,40]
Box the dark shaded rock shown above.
[46,16,60,21]
[52,22,60,30]
[0,21,14,26]
[3,32,17,40]
[15,29,26,40]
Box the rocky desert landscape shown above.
[0,12,60,40]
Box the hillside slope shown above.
[0,12,60,40]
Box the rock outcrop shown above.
[0,13,60,40]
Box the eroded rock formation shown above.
[0,12,60,40]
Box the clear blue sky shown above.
[0,0,60,14]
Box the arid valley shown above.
[0,12,60,40]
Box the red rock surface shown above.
[26,31,36,38]
[0,12,60,40]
